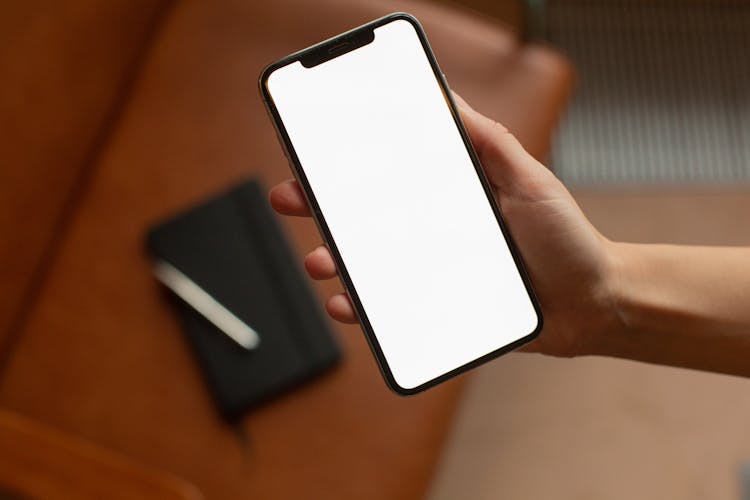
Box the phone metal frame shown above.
[259,12,543,395]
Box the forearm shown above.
[590,243,750,377]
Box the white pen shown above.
[152,259,260,350]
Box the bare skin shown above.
[269,93,750,377]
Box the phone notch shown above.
[300,28,375,68]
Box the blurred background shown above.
[1,0,749,498]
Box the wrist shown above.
[578,240,640,357]
[567,238,750,376]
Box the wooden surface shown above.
[0,408,201,500]
[0,0,172,355]
[0,0,571,498]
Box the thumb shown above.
[452,92,545,192]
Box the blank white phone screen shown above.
[266,18,539,390]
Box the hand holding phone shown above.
[270,91,618,366]
[261,14,615,392]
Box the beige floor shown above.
[428,188,750,500]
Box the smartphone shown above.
[260,13,542,394]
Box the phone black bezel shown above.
[259,12,544,395]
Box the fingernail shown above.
[451,92,473,112]
[452,92,466,109]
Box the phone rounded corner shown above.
[524,308,545,345]
[532,291,545,335]
[534,309,545,335]
[259,56,301,102]
[372,352,425,396]
[383,12,423,31]
[385,376,423,397]
[258,62,279,99]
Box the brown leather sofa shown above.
[0,0,571,498]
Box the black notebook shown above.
[147,180,340,420]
